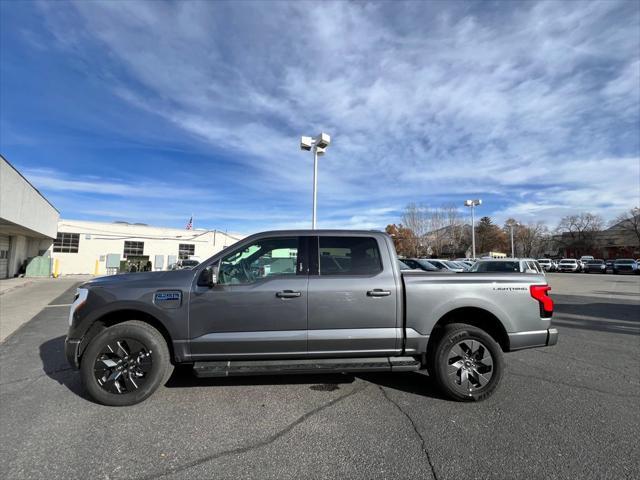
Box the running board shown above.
[193,356,420,378]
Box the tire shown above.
[428,323,504,402]
[80,321,172,406]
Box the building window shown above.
[123,241,144,258]
[53,233,80,253]
[178,244,195,259]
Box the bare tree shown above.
[443,204,468,256]
[427,206,446,257]
[401,203,429,256]
[555,212,604,255]
[516,221,549,257]
[610,207,640,247]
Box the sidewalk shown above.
[0,277,36,296]
[0,276,92,342]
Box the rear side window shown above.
[319,237,382,275]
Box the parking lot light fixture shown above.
[300,133,331,229]
[464,199,482,259]
[508,221,520,258]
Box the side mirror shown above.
[200,265,218,288]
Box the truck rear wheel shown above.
[429,323,504,402]
[80,321,172,406]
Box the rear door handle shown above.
[367,289,391,297]
[276,290,302,298]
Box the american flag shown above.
[185,216,193,230]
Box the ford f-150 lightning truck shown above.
[65,230,558,406]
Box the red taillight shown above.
[530,285,553,317]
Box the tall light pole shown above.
[508,221,520,258]
[464,199,482,259]
[300,133,331,229]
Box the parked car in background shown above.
[470,259,544,274]
[417,259,464,272]
[402,258,440,272]
[398,260,417,270]
[537,259,555,272]
[453,261,472,271]
[422,259,456,272]
[455,258,476,266]
[170,259,200,270]
[613,259,639,274]
[454,260,475,269]
[583,259,606,274]
[578,256,594,272]
[557,259,580,273]
[440,260,466,272]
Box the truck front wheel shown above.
[80,320,172,406]
[429,323,504,402]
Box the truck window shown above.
[219,237,299,285]
[318,237,382,275]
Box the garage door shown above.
[0,235,9,279]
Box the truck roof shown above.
[246,229,388,236]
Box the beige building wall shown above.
[52,219,243,275]
[0,156,60,278]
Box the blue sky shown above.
[1,0,638,234]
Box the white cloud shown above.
[21,167,215,199]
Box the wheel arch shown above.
[78,309,175,364]
[427,307,510,353]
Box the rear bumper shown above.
[65,337,82,369]
[509,328,558,351]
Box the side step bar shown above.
[193,356,421,378]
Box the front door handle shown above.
[276,290,302,298]
[367,289,391,297]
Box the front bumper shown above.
[509,328,558,351]
[65,337,82,369]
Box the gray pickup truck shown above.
[65,230,557,406]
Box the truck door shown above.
[307,235,400,356]
[189,235,308,358]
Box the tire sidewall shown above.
[80,322,170,406]
[432,324,504,402]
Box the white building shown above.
[0,156,59,279]
[52,219,242,275]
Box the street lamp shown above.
[464,199,482,259]
[507,221,520,258]
[300,132,331,229]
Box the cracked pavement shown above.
[1,274,639,479]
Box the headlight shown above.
[69,288,89,326]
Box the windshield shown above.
[559,260,575,264]
[587,260,604,264]
[614,259,635,264]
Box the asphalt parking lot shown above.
[1,273,639,479]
